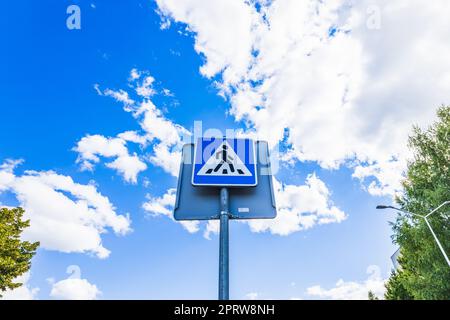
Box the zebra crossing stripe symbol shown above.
[197,141,251,177]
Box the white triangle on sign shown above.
[197,141,251,177]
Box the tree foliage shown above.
[385,106,450,300]
[368,291,379,300]
[0,207,39,297]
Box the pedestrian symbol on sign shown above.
[197,141,251,177]
[192,137,257,186]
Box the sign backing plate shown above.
[174,141,277,220]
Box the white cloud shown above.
[1,272,39,300]
[248,174,346,236]
[97,85,134,107]
[306,265,386,300]
[142,188,200,234]
[143,188,176,217]
[129,69,156,98]
[127,98,189,178]
[134,99,189,150]
[136,75,156,98]
[147,143,182,177]
[162,88,174,97]
[74,134,147,184]
[50,279,100,300]
[91,71,191,178]
[0,160,131,258]
[50,266,101,300]
[105,154,147,184]
[155,0,260,81]
[118,130,149,146]
[203,220,220,240]
[0,159,22,191]
[155,0,450,197]
[129,68,141,81]
[352,157,406,197]
[75,135,128,164]
[143,174,344,237]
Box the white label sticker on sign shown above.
[238,207,250,213]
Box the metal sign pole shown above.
[175,140,277,299]
[219,187,230,300]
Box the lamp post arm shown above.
[395,207,425,219]
[376,201,450,269]
[425,200,450,218]
[423,216,450,267]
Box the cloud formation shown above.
[0,160,131,258]
[306,265,386,300]
[155,0,450,197]
[0,272,39,300]
[77,70,190,182]
[142,188,200,234]
[143,174,345,237]
[74,134,147,184]
[50,265,101,300]
[248,174,346,235]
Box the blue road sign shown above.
[192,137,257,187]
[175,141,277,220]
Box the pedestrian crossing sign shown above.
[192,137,257,187]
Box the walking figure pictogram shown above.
[203,144,245,175]
[196,141,252,177]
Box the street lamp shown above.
[376,201,450,268]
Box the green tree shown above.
[385,106,450,300]
[0,207,39,297]
[368,291,379,300]
[384,269,413,300]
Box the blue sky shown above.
[2,0,448,300]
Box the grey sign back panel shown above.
[174,141,277,221]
